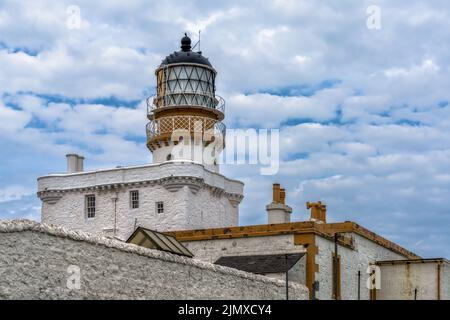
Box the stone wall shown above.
[443,262,450,300]
[181,235,307,285]
[0,220,309,300]
[315,233,406,300]
[38,161,243,240]
[377,260,450,300]
[151,142,220,173]
[41,183,237,241]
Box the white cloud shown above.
[291,54,311,66]
[0,101,32,132]
[384,59,439,78]
[176,7,244,34]
[0,44,159,99]
[0,185,32,203]
[227,87,348,127]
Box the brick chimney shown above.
[266,183,292,224]
[306,201,327,223]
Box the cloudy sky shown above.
[1,0,449,258]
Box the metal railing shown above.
[146,115,226,141]
[146,93,225,116]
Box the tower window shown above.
[130,190,139,209]
[166,154,173,161]
[156,201,164,214]
[85,195,96,219]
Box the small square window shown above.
[156,201,164,214]
[130,190,139,209]
[85,194,96,219]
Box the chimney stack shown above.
[306,201,327,223]
[266,183,292,224]
[280,188,286,205]
[66,154,84,173]
[272,183,281,203]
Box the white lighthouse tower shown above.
[37,35,244,240]
[147,34,225,172]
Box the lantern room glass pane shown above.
[156,64,216,108]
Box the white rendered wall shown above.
[182,235,297,262]
[181,235,307,284]
[37,162,240,193]
[41,184,238,240]
[315,233,407,300]
[443,263,450,300]
[186,187,238,227]
[377,261,450,300]
[38,162,243,240]
[152,142,220,173]
[265,258,307,286]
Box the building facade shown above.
[376,259,450,300]
[38,161,243,239]
[169,206,419,300]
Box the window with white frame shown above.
[130,190,139,209]
[156,201,164,214]
[85,194,96,218]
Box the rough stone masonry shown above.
[0,219,309,300]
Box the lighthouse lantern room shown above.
[146,34,225,172]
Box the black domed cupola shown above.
[180,33,191,51]
[160,33,212,67]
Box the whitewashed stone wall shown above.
[38,161,243,193]
[186,187,238,228]
[377,261,450,300]
[182,235,307,284]
[152,142,220,173]
[265,259,307,286]
[315,233,407,300]
[38,161,243,240]
[443,263,450,300]
[0,220,309,300]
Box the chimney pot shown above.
[272,183,281,203]
[77,156,84,172]
[280,188,286,205]
[66,154,84,173]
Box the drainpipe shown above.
[285,254,289,300]
[312,281,318,300]
[357,270,361,300]
[333,233,339,300]
[112,194,118,236]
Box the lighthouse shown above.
[147,34,225,172]
[37,34,244,239]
